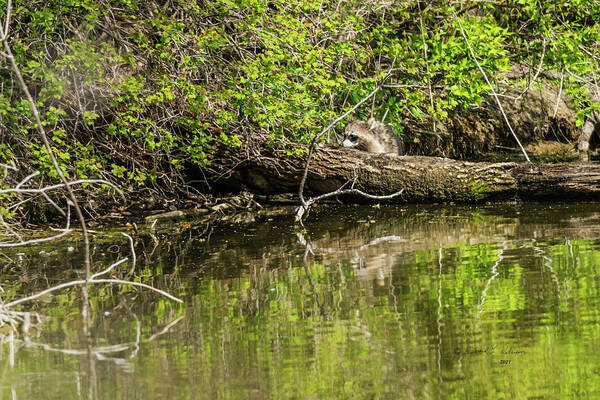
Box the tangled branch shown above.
[296,71,403,224]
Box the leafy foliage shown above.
[0,0,598,194]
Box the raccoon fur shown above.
[341,118,403,155]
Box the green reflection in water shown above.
[3,203,600,399]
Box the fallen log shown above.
[209,146,600,203]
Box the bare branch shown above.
[0,205,72,247]
[85,279,183,303]
[297,126,404,223]
[15,171,40,189]
[2,276,183,309]
[382,83,434,90]
[40,191,66,216]
[90,257,129,280]
[296,169,403,222]
[147,316,184,341]
[1,172,123,218]
[0,315,182,353]
[0,11,96,337]
[1,0,10,40]
[477,243,505,319]
[358,235,406,250]
[0,0,182,339]
[449,5,530,162]
[298,84,382,207]
[553,72,564,119]
[514,38,547,101]
[418,0,436,133]
[565,66,595,85]
[121,233,137,275]
[0,160,17,173]
[0,11,100,335]
[0,216,23,242]
[0,179,125,201]
[3,280,87,308]
[297,66,400,224]
[0,230,72,247]
[311,187,404,204]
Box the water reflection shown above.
[3,202,600,398]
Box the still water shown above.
[3,202,600,399]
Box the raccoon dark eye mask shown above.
[341,119,403,155]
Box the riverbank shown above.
[1,1,599,224]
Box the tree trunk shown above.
[209,146,600,203]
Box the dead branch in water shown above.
[296,72,403,224]
[0,3,96,334]
[0,4,182,337]
[296,168,403,222]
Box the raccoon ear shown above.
[367,117,377,130]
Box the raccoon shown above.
[341,118,403,155]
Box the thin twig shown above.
[382,83,433,89]
[90,257,128,280]
[0,176,124,218]
[84,279,183,303]
[297,66,402,223]
[15,171,39,189]
[477,243,505,319]
[0,229,73,248]
[418,0,436,132]
[296,166,403,222]
[0,314,181,371]
[147,316,184,341]
[310,187,404,204]
[1,0,10,40]
[565,66,594,85]
[298,84,383,207]
[0,216,23,242]
[1,315,182,352]
[0,205,71,247]
[121,233,137,275]
[40,191,67,216]
[0,179,125,200]
[514,38,547,101]
[3,280,88,308]
[0,13,95,334]
[0,161,17,173]
[553,72,564,119]
[3,277,183,308]
[448,4,530,162]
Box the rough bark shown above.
[210,146,600,203]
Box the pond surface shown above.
[3,202,600,399]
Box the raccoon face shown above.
[341,133,361,149]
[341,120,370,149]
[340,119,403,155]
